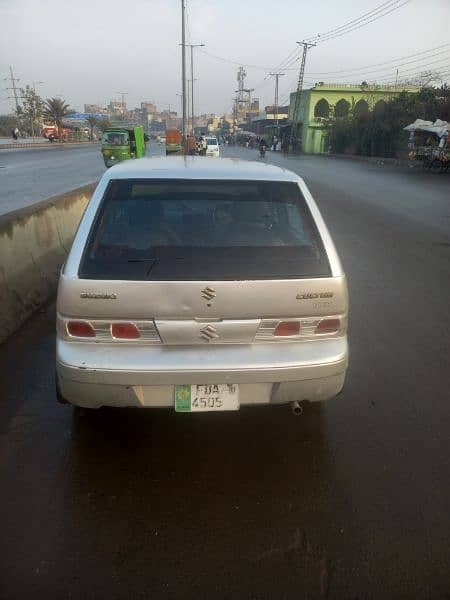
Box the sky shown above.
[1,0,449,116]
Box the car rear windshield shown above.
[79,179,331,280]
[207,138,218,145]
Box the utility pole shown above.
[243,88,255,121]
[185,43,205,135]
[181,0,187,150]
[235,66,247,122]
[232,96,238,141]
[116,91,128,120]
[269,73,285,129]
[288,42,315,154]
[31,81,44,139]
[187,79,190,134]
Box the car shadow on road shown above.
[60,403,336,596]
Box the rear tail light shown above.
[59,316,160,343]
[111,322,140,339]
[67,321,96,338]
[274,321,301,336]
[315,318,341,334]
[255,316,345,341]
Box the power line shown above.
[270,46,301,73]
[308,44,450,79]
[305,0,411,45]
[306,0,400,42]
[307,42,449,75]
[198,2,412,79]
[308,54,450,84]
[311,58,450,85]
[366,62,450,83]
[198,48,298,72]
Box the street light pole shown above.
[116,91,128,121]
[187,79,190,135]
[187,43,205,135]
[181,0,187,150]
[269,73,285,130]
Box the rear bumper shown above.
[56,337,348,408]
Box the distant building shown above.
[84,104,108,116]
[141,101,157,114]
[207,116,221,132]
[289,82,419,154]
[160,111,181,130]
[109,100,127,118]
[264,105,289,120]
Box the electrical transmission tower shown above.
[235,66,248,122]
[4,66,21,113]
[288,42,315,153]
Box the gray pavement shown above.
[0,137,47,144]
[0,142,164,215]
[0,148,449,599]
[0,144,104,215]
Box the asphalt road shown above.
[0,142,164,215]
[0,149,449,599]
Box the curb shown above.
[0,142,100,151]
[319,153,413,167]
[0,183,96,343]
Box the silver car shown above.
[56,157,348,413]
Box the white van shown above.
[206,136,220,157]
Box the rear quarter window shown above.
[79,179,331,280]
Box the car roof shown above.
[104,157,302,182]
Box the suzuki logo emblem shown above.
[199,324,220,342]
[201,286,216,301]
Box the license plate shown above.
[175,384,239,412]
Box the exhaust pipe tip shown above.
[291,401,303,416]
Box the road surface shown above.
[0,142,164,215]
[0,148,449,599]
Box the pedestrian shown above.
[200,136,207,156]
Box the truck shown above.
[165,128,183,155]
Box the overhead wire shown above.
[304,0,401,41]
[197,48,298,71]
[307,53,450,82]
[304,0,411,45]
[306,43,450,75]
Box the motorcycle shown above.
[259,145,267,158]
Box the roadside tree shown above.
[43,97,73,137]
[85,115,99,141]
[20,85,45,137]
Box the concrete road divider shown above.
[0,184,96,343]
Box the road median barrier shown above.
[0,184,96,343]
[0,141,100,150]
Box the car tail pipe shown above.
[291,400,303,416]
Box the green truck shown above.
[101,126,146,168]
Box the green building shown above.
[289,82,419,154]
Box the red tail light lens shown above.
[67,321,96,338]
[274,321,301,336]
[111,323,140,339]
[315,318,340,334]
